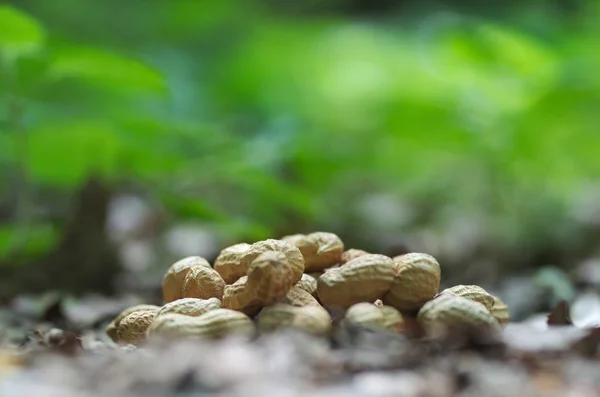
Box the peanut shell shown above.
[417,294,499,336]
[181,265,226,301]
[341,249,369,264]
[283,232,344,272]
[247,251,296,304]
[257,304,331,335]
[222,276,263,316]
[163,256,211,303]
[282,285,322,307]
[116,309,157,345]
[240,239,305,285]
[213,243,251,284]
[345,302,404,332]
[439,285,494,311]
[148,309,255,339]
[383,253,441,312]
[106,305,159,342]
[490,295,510,325]
[156,298,222,318]
[296,273,318,297]
[317,254,395,310]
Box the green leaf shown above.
[0,224,59,260]
[47,45,167,95]
[0,5,45,60]
[25,120,120,187]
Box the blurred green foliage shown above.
[1,0,600,271]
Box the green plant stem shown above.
[2,56,31,255]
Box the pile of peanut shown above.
[106,232,510,345]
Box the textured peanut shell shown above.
[317,254,395,310]
[283,232,344,272]
[257,304,332,335]
[383,253,441,312]
[345,302,404,332]
[106,305,159,342]
[281,234,305,246]
[222,276,263,316]
[156,298,222,319]
[116,309,157,345]
[240,239,305,285]
[439,285,494,311]
[417,295,499,335]
[213,243,251,284]
[181,265,226,301]
[163,256,211,303]
[282,285,322,307]
[341,249,369,264]
[148,309,255,339]
[490,295,510,325]
[296,273,318,297]
[247,251,296,304]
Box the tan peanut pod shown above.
[163,256,211,303]
[490,295,510,325]
[317,254,396,310]
[247,251,296,304]
[105,305,159,342]
[222,276,263,316]
[181,265,226,301]
[116,309,158,345]
[156,297,222,319]
[257,304,332,335]
[282,232,344,272]
[438,285,494,311]
[213,243,251,284]
[296,273,318,297]
[417,294,499,336]
[240,239,305,285]
[345,302,404,332]
[341,249,369,264]
[281,234,305,246]
[148,309,255,339]
[282,285,322,307]
[383,253,441,312]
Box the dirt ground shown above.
[1,298,599,397]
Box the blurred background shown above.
[2,0,600,323]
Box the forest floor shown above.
[1,296,599,397]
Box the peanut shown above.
[240,239,305,285]
[213,243,251,284]
[106,304,160,342]
[490,295,510,325]
[156,297,222,318]
[438,285,494,311]
[341,249,369,264]
[247,251,296,304]
[282,285,322,307]
[345,302,404,332]
[280,234,305,246]
[383,253,441,312]
[296,273,318,297]
[222,276,263,316]
[148,309,255,339]
[257,304,331,335]
[282,232,344,272]
[163,256,211,303]
[116,309,158,345]
[417,294,499,336]
[317,254,395,310]
[181,265,226,301]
